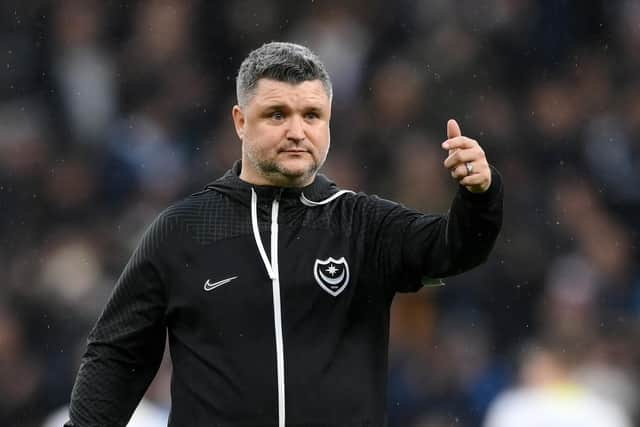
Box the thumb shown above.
[447,119,462,140]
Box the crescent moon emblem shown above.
[318,269,345,286]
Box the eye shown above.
[271,111,285,120]
[305,111,319,120]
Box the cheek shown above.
[315,129,331,154]
[245,126,280,150]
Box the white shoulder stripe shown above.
[300,189,354,207]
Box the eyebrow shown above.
[261,103,289,110]
[260,103,325,113]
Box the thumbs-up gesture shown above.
[442,119,492,193]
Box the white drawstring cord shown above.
[300,189,354,207]
[251,188,275,279]
[250,188,285,427]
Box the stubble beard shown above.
[246,147,323,187]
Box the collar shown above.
[204,160,346,205]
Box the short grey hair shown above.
[236,42,333,108]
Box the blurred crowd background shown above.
[1,0,639,426]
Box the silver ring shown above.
[465,162,473,175]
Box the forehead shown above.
[250,78,330,107]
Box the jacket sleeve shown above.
[366,166,503,293]
[65,212,174,427]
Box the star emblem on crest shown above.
[326,265,338,276]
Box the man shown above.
[67,42,502,427]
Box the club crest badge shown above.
[313,257,350,297]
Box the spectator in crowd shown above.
[483,338,632,427]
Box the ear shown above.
[232,105,245,140]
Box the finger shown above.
[450,163,469,179]
[451,160,490,180]
[442,136,478,152]
[460,172,491,189]
[447,119,461,140]
[458,168,485,182]
[443,147,485,169]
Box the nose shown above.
[286,116,305,142]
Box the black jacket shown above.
[67,161,503,427]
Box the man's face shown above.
[232,78,331,187]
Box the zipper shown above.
[250,188,285,427]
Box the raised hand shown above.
[442,119,492,193]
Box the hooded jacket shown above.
[67,161,503,427]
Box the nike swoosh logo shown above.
[203,276,238,291]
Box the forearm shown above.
[403,166,503,279]
[441,166,503,272]
[67,337,165,427]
